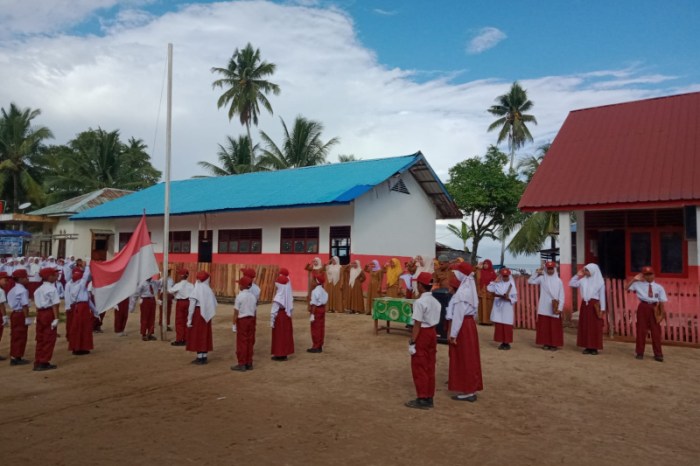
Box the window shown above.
[118,232,132,250]
[629,232,651,273]
[626,227,686,277]
[329,226,351,265]
[660,231,683,274]
[218,229,262,254]
[281,227,319,254]
[168,231,191,253]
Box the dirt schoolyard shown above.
[1,303,699,466]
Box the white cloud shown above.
[467,27,507,54]
[373,8,397,16]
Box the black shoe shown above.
[589,349,599,355]
[200,357,208,365]
[451,394,477,402]
[654,355,664,362]
[425,398,434,408]
[306,348,322,353]
[33,363,57,371]
[582,348,592,354]
[245,364,254,370]
[503,344,512,350]
[191,358,202,364]
[170,340,186,346]
[10,358,30,366]
[271,356,288,361]
[542,345,551,350]
[72,350,90,355]
[148,334,157,341]
[230,364,247,372]
[404,398,431,410]
[0,355,6,361]
[548,346,558,351]
[142,335,148,341]
[497,343,507,350]
[635,354,644,360]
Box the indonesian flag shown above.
[91,214,159,313]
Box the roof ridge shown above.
[570,91,700,114]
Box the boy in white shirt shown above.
[307,273,329,353]
[231,276,257,372]
[626,266,667,362]
[33,268,61,371]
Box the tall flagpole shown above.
[161,42,173,341]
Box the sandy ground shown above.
[1,303,699,466]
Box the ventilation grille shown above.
[390,178,410,195]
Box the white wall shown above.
[52,216,116,259]
[352,172,436,257]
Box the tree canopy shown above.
[258,115,339,169]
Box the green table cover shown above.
[372,297,414,325]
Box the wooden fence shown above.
[512,276,700,346]
[160,262,279,303]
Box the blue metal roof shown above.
[72,152,460,220]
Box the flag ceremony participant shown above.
[528,261,565,351]
[0,271,9,361]
[169,268,194,346]
[447,262,483,402]
[487,268,518,350]
[305,258,324,309]
[569,263,606,355]
[68,267,94,355]
[383,258,402,298]
[344,260,365,314]
[33,268,61,371]
[187,271,217,365]
[405,272,441,410]
[242,268,260,302]
[307,273,328,353]
[231,276,257,372]
[8,269,32,365]
[476,259,497,325]
[270,274,294,361]
[365,260,383,315]
[325,256,343,312]
[136,276,158,341]
[626,266,667,362]
[113,297,131,336]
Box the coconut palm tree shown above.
[517,142,550,182]
[447,220,472,253]
[0,103,53,210]
[258,116,339,169]
[198,135,264,176]
[211,43,280,156]
[337,154,360,163]
[487,81,538,171]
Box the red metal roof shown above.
[519,92,700,211]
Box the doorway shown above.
[597,230,625,279]
[91,234,110,261]
[198,230,213,263]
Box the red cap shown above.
[12,269,28,279]
[72,269,84,281]
[238,276,252,289]
[449,276,461,289]
[545,261,556,269]
[642,266,654,274]
[177,268,189,276]
[450,262,473,276]
[279,267,289,277]
[500,268,512,277]
[242,268,256,279]
[0,271,8,279]
[39,267,56,280]
[314,273,326,285]
[196,271,210,282]
[276,275,289,285]
[415,272,433,287]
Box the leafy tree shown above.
[446,220,472,253]
[211,43,280,156]
[487,81,537,171]
[259,116,339,169]
[0,103,53,210]
[517,142,550,182]
[446,146,524,265]
[197,135,265,176]
[337,154,360,163]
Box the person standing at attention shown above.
[569,263,606,355]
[231,276,257,372]
[626,266,667,362]
[528,261,565,351]
[487,268,518,350]
[32,268,61,371]
[307,273,328,353]
[187,271,218,365]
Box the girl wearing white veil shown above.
[187,271,218,365]
[528,261,565,350]
[569,263,606,355]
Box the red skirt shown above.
[448,317,483,394]
[69,302,94,351]
[35,308,58,365]
[577,300,603,349]
[493,323,513,343]
[536,315,564,347]
[186,307,213,353]
[271,310,295,357]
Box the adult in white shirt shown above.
[569,263,607,355]
[487,268,518,350]
[528,261,566,351]
[307,273,328,354]
[270,274,294,361]
[8,269,32,365]
[231,276,258,372]
[33,268,61,371]
[168,268,194,346]
[187,271,217,365]
[447,263,483,403]
[405,272,441,410]
[0,271,9,361]
[626,266,667,362]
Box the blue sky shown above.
[1,0,698,265]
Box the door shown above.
[92,234,109,261]
[597,230,625,279]
[329,226,351,265]
[198,230,213,263]
[57,239,66,259]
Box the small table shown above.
[372,297,414,335]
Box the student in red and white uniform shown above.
[405,272,441,410]
[33,268,61,371]
[8,269,32,366]
[529,261,565,351]
[626,266,667,362]
[136,277,158,341]
[113,297,132,336]
[68,267,94,355]
[569,263,606,355]
[241,268,261,302]
[186,271,217,365]
[307,273,328,353]
[487,268,518,350]
[168,268,194,346]
[447,262,483,402]
[270,274,294,361]
[0,271,9,361]
[231,276,257,372]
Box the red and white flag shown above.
[91,214,159,313]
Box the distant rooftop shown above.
[29,188,133,217]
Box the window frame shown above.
[625,226,687,278]
[217,229,262,255]
[280,227,320,255]
[168,231,191,254]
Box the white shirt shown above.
[0,288,6,304]
[8,283,30,311]
[569,275,607,310]
[64,280,75,309]
[170,279,194,300]
[449,300,477,338]
[310,285,328,306]
[138,281,157,298]
[411,291,441,328]
[250,283,261,302]
[34,282,61,309]
[487,279,518,325]
[528,273,565,317]
[68,267,92,303]
[628,281,668,304]
[234,288,257,318]
[28,263,41,282]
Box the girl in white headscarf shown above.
[364,260,384,315]
[187,271,218,365]
[569,263,606,355]
[271,275,295,361]
[487,268,518,350]
[325,256,342,313]
[344,260,365,314]
[529,261,566,350]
